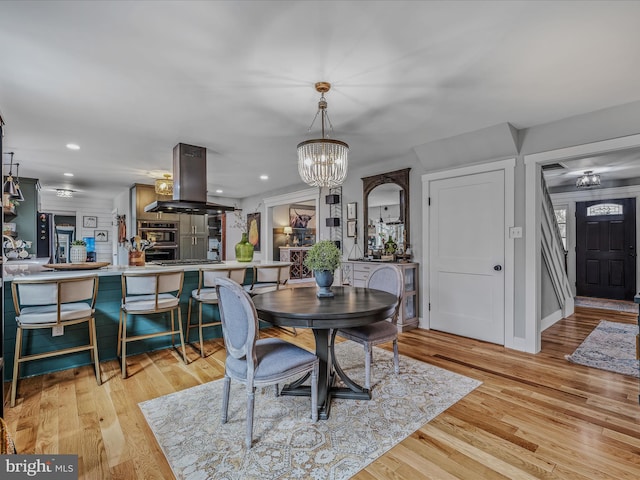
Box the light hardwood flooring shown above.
[2,305,639,479]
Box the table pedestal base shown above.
[279,329,371,420]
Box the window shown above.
[554,207,567,249]
[586,203,623,216]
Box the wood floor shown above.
[2,305,639,479]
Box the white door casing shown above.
[422,158,515,348]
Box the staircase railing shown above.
[540,172,573,315]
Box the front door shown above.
[429,170,505,344]
[576,198,636,300]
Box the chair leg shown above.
[311,363,318,422]
[364,343,373,390]
[221,376,231,424]
[116,310,123,357]
[121,312,128,379]
[198,302,205,357]
[246,386,255,449]
[176,308,188,364]
[393,339,400,375]
[90,317,102,385]
[186,297,193,342]
[11,327,23,407]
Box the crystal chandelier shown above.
[576,171,601,189]
[155,174,174,195]
[297,82,349,188]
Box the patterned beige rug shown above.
[139,341,481,480]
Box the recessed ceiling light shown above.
[63,172,74,177]
[66,143,80,150]
[260,175,269,180]
[215,189,223,194]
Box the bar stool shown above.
[10,275,101,407]
[247,264,295,335]
[246,264,290,295]
[118,270,187,378]
[185,266,248,357]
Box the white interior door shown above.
[429,170,505,344]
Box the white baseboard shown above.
[541,309,563,332]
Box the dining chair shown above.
[336,265,403,389]
[10,275,101,407]
[185,266,248,357]
[118,270,187,378]
[246,263,296,335]
[215,276,319,449]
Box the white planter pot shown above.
[69,246,87,263]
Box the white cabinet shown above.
[342,261,419,332]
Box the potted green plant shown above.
[69,239,87,264]
[303,240,342,297]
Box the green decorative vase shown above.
[235,232,254,262]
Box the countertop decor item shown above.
[70,239,87,263]
[303,240,341,297]
[297,82,348,188]
[44,262,110,270]
[235,232,254,262]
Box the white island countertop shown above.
[3,260,290,282]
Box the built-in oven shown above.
[138,221,179,261]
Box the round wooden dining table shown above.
[252,285,397,419]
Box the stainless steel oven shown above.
[138,221,179,261]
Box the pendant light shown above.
[297,82,349,188]
[576,170,601,189]
[3,152,22,199]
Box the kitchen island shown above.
[2,260,289,382]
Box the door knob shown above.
[494,265,502,271]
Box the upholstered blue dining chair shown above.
[215,277,319,449]
[336,265,403,389]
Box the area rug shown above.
[574,296,638,314]
[139,341,481,480]
[566,320,639,377]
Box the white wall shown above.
[40,191,115,263]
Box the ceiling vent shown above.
[541,162,567,171]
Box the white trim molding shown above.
[263,188,320,261]
[524,133,640,354]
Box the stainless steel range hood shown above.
[144,143,234,215]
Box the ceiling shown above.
[2,1,640,201]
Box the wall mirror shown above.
[362,168,410,253]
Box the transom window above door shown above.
[586,203,623,216]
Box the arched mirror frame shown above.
[362,167,410,252]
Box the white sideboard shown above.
[341,261,419,332]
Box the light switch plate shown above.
[52,325,64,337]
[509,227,523,239]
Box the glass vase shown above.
[235,233,254,262]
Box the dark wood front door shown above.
[576,198,636,300]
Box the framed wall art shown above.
[94,230,108,242]
[246,212,261,252]
[83,216,97,228]
[347,202,357,220]
[347,220,357,238]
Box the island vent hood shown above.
[144,143,234,215]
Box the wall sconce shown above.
[283,226,293,246]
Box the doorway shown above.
[576,198,636,300]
